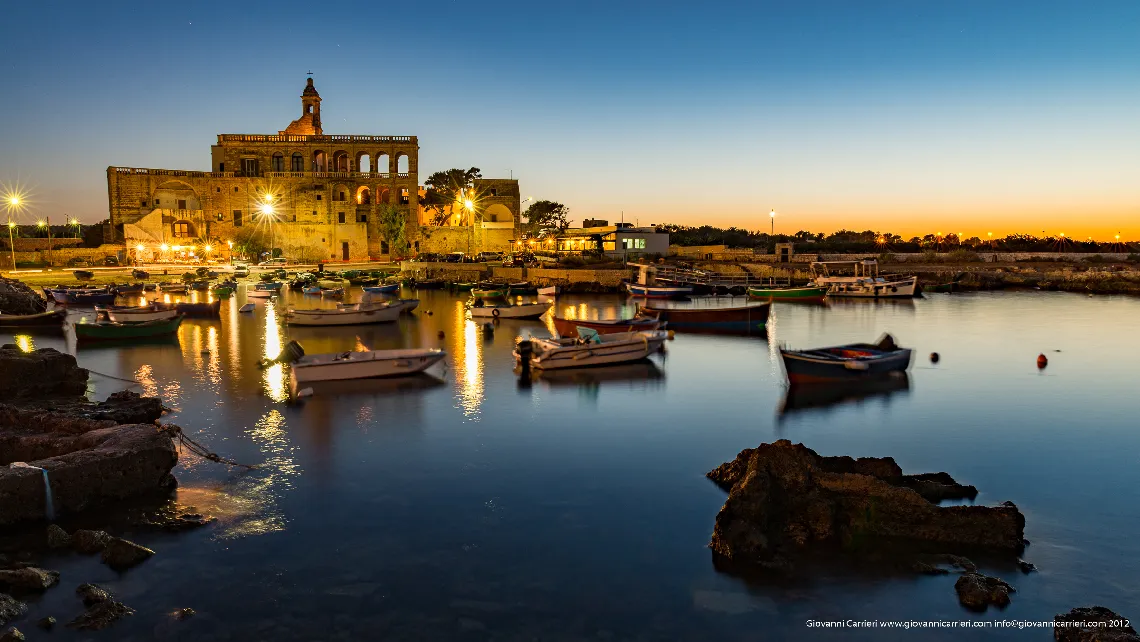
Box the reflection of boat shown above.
[414,279,444,290]
[289,346,447,384]
[515,330,668,370]
[747,285,827,301]
[469,301,552,319]
[640,301,769,333]
[552,315,660,336]
[175,299,222,318]
[295,373,446,397]
[810,260,917,298]
[779,373,911,416]
[779,335,913,383]
[534,360,665,387]
[0,309,67,328]
[74,314,184,343]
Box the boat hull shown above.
[521,332,667,370]
[175,299,222,318]
[641,302,769,332]
[286,305,403,326]
[362,284,400,294]
[552,316,660,336]
[626,283,693,298]
[469,302,551,319]
[106,307,179,323]
[747,285,828,301]
[779,347,913,383]
[51,291,116,305]
[0,309,67,328]
[74,315,184,342]
[290,349,446,384]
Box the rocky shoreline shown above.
[0,278,46,315]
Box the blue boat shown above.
[49,289,117,305]
[779,335,913,384]
[255,282,283,292]
[362,283,400,294]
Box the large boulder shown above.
[0,567,60,591]
[0,594,26,627]
[0,278,46,315]
[707,441,1024,570]
[101,537,154,570]
[954,572,1015,611]
[1055,607,1138,641]
[0,347,87,399]
[67,584,133,631]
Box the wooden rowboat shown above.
[779,335,913,384]
[640,301,770,333]
[469,301,552,319]
[0,309,67,328]
[552,315,660,336]
[625,283,693,299]
[74,314,184,343]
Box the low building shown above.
[553,223,669,259]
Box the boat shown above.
[810,260,917,298]
[73,314,184,343]
[247,290,275,299]
[414,279,444,290]
[99,303,179,323]
[347,276,379,286]
[288,345,447,386]
[73,270,95,281]
[471,287,507,298]
[190,280,211,291]
[112,283,146,295]
[640,301,770,333]
[537,286,559,296]
[162,284,189,294]
[515,329,668,370]
[778,334,913,383]
[0,309,67,329]
[175,299,222,318]
[255,282,283,292]
[132,269,150,280]
[451,282,476,292]
[625,283,693,298]
[362,283,400,294]
[302,285,323,295]
[233,266,251,278]
[508,282,537,294]
[469,301,552,319]
[238,303,256,313]
[143,283,158,291]
[50,289,117,305]
[551,315,660,336]
[746,285,828,301]
[285,300,404,326]
[321,287,345,298]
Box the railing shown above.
[217,134,417,143]
[649,265,775,287]
[111,167,414,181]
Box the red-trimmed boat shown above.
[640,301,770,334]
[551,315,661,336]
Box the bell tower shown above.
[281,76,322,136]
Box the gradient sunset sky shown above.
[1,1,1137,239]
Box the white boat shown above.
[290,348,447,385]
[286,302,403,326]
[105,305,179,323]
[469,301,552,319]
[516,329,667,370]
[537,286,559,296]
[338,298,419,314]
[247,290,275,298]
[810,260,917,298]
[238,303,256,313]
[626,263,692,298]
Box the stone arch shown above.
[396,153,409,174]
[357,152,371,173]
[332,183,350,203]
[356,186,371,205]
[271,152,285,172]
[378,187,390,205]
[333,151,350,172]
[312,150,327,172]
[291,152,304,172]
[152,180,201,210]
[171,219,197,238]
[375,153,390,175]
[484,203,513,223]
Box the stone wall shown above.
[415,226,516,255]
[1,238,84,251]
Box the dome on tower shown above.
[280,76,323,136]
[302,77,319,97]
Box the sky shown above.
[1,0,1137,239]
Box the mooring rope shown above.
[165,425,260,469]
[85,369,143,386]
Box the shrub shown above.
[1083,254,1108,263]
[945,249,982,263]
[878,252,897,263]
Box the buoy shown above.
[438,330,445,339]
[426,310,433,316]
[929,352,940,363]
[1037,354,1048,369]
[667,330,675,340]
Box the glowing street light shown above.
[259,200,278,260]
[769,209,776,236]
[160,243,169,252]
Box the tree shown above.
[421,167,481,225]
[377,204,409,258]
[232,228,270,261]
[523,200,570,236]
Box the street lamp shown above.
[4,195,20,272]
[37,218,53,266]
[769,209,776,236]
[259,201,277,260]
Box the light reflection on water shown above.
[457,301,484,418]
[262,299,287,402]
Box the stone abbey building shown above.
[106,78,519,262]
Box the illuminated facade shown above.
[106,78,419,261]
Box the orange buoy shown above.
[1036,354,1048,369]
[929,352,940,363]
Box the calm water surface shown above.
[3,287,1139,641]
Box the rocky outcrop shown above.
[0,594,25,627]
[0,347,87,399]
[72,530,111,554]
[46,524,71,548]
[707,441,1024,571]
[68,584,133,631]
[0,567,60,591]
[101,537,154,570]
[954,572,1015,611]
[0,626,24,642]
[0,278,46,315]
[1055,606,1138,641]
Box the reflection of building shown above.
[553,223,669,259]
[107,78,418,261]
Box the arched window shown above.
[271,152,284,172]
[291,153,304,172]
[356,186,371,205]
[171,220,196,238]
[375,153,389,175]
[396,154,409,174]
[313,151,327,172]
[358,153,371,173]
[333,151,349,172]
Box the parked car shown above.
[442,252,467,263]
[414,253,443,263]
[103,256,120,266]
[68,257,91,267]
[476,251,502,262]
[502,253,537,268]
[257,257,289,267]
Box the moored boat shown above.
[414,279,444,290]
[362,283,400,294]
[515,329,668,370]
[289,345,448,386]
[746,285,828,301]
[779,334,913,383]
[508,282,537,294]
[302,285,322,295]
[112,283,146,295]
[640,301,770,333]
[537,285,559,297]
[255,281,283,292]
[471,286,507,298]
[469,301,552,319]
[50,289,116,305]
[0,309,67,329]
[810,260,917,298]
[321,287,345,298]
[238,303,256,313]
[285,300,404,326]
[551,315,660,336]
[73,270,95,281]
[161,283,189,294]
[625,283,693,298]
[74,314,184,343]
[175,299,222,318]
[98,303,179,323]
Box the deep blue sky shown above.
[1,0,1137,237]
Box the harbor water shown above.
[3,287,1139,640]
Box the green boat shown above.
[452,282,476,291]
[746,285,828,301]
[471,288,507,298]
[213,286,234,298]
[923,282,958,294]
[74,314,184,343]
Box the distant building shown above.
[582,218,609,228]
[554,224,669,259]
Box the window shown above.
[621,238,647,250]
[316,194,322,201]
[219,163,224,172]
[490,188,498,196]
[271,153,285,172]
[356,212,367,223]
[216,187,221,193]
[216,212,224,221]
[291,214,297,222]
[242,158,258,176]
[154,199,160,205]
[291,153,304,172]
[337,212,345,224]
[173,222,192,238]
[381,240,389,254]
[177,199,187,210]
[140,200,147,207]
[234,187,239,192]
[400,188,409,204]
[233,210,243,227]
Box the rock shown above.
[72,530,111,554]
[76,583,111,606]
[0,278,47,315]
[0,346,87,399]
[46,524,71,548]
[101,537,155,570]
[954,572,1015,611]
[1054,606,1138,641]
[171,607,195,620]
[911,562,949,575]
[0,567,60,591]
[0,594,26,627]
[35,616,55,630]
[912,554,976,574]
[92,391,164,425]
[1017,558,1037,574]
[707,441,1024,571]
[67,600,134,631]
[0,626,24,642]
